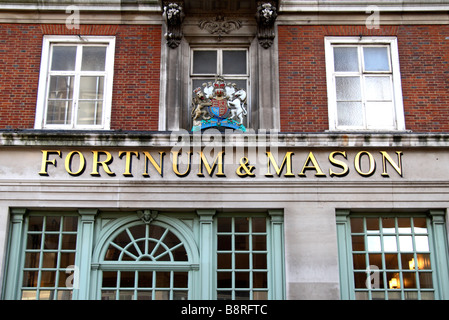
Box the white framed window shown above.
[325,37,405,131]
[35,36,115,130]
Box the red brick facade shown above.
[0,22,448,133]
[0,24,161,131]
[278,25,449,132]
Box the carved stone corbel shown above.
[162,2,185,49]
[255,2,278,49]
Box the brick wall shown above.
[0,24,162,131]
[278,25,449,133]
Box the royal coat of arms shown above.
[191,77,247,132]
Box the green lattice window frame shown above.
[213,211,285,300]
[3,210,81,300]
[3,209,285,300]
[336,210,449,300]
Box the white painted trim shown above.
[35,35,115,130]
[324,36,405,132]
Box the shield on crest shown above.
[210,98,229,118]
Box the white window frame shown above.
[35,35,116,130]
[325,37,405,131]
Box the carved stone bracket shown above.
[198,15,243,42]
[255,2,278,49]
[163,2,185,49]
[137,210,158,224]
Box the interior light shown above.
[389,277,399,289]
[409,258,415,270]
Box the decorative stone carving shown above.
[162,2,184,49]
[137,210,158,224]
[255,2,277,49]
[198,15,243,41]
[191,76,247,132]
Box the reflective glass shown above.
[77,101,103,125]
[365,102,394,128]
[337,101,364,127]
[253,272,267,289]
[383,236,397,252]
[79,76,104,99]
[399,236,413,251]
[81,46,106,71]
[366,218,380,233]
[49,76,74,100]
[367,236,381,252]
[223,50,247,75]
[363,47,390,71]
[334,47,359,72]
[365,76,393,101]
[415,236,430,252]
[51,46,77,71]
[353,253,366,269]
[413,218,428,234]
[335,76,361,101]
[193,50,217,74]
[350,218,364,233]
[385,254,399,269]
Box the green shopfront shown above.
[1,131,449,300]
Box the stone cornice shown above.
[2,130,449,148]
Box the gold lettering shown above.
[39,150,61,176]
[119,151,139,177]
[65,151,86,176]
[143,151,165,177]
[298,152,326,177]
[380,151,403,177]
[265,151,295,177]
[329,151,349,177]
[197,151,226,177]
[354,151,375,176]
[171,151,191,177]
[91,150,115,176]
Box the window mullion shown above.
[72,44,83,129]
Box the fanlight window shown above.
[104,224,188,262]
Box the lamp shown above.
[409,258,415,270]
[389,277,399,289]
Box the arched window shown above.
[97,220,196,300]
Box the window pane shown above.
[223,50,247,75]
[235,217,249,232]
[399,236,413,251]
[363,47,390,72]
[81,46,106,71]
[337,101,364,127]
[365,102,395,128]
[334,47,359,72]
[383,236,397,252]
[335,77,361,101]
[192,50,217,74]
[51,46,77,71]
[49,76,74,100]
[77,101,103,125]
[415,236,429,252]
[413,218,428,234]
[79,76,104,100]
[218,217,232,232]
[367,236,381,252]
[365,76,393,101]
